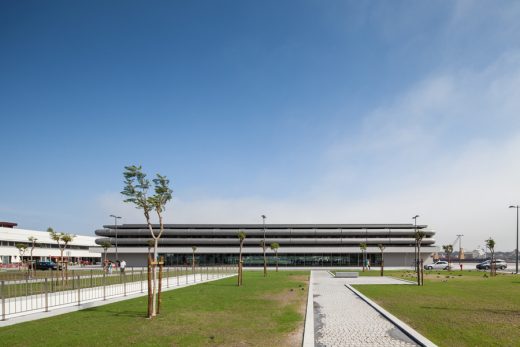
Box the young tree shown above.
[270,243,280,272]
[415,231,425,286]
[100,240,112,270]
[48,227,76,283]
[122,165,173,318]
[486,238,496,276]
[238,231,246,286]
[443,244,453,270]
[191,246,197,272]
[28,236,38,276]
[359,243,367,272]
[378,244,385,276]
[15,243,28,271]
[147,239,155,258]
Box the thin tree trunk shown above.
[147,254,152,318]
[263,244,267,277]
[60,249,64,285]
[380,251,384,276]
[238,242,243,286]
[30,250,34,277]
[421,259,424,286]
[414,241,418,273]
[362,252,365,272]
[275,250,278,272]
[157,257,163,315]
[65,247,68,285]
[417,243,421,286]
[152,238,158,317]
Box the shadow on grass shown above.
[78,307,146,318]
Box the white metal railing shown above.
[0,265,236,321]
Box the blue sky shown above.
[1,1,520,250]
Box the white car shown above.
[423,261,450,270]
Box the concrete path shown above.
[312,271,418,347]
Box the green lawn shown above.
[0,271,308,347]
[354,270,520,346]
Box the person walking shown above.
[367,259,371,270]
[108,261,113,275]
[120,259,127,274]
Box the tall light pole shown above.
[261,214,267,277]
[509,205,519,274]
[412,215,419,271]
[110,215,122,262]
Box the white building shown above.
[0,222,101,266]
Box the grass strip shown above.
[0,270,308,347]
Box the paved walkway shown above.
[313,271,418,347]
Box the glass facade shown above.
[160,253,383,267]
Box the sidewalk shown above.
[311,270,426,347]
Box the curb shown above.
[387,276,417,284]
[345,284,437,347]
[302,271,314,347]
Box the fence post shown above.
[72,270,75,290]
[103,272,106,301]
[1,281,5,321]
[123,271,127,296]
[167,268,170,288]
[90,269,93,288]
[206,265,209,280]
[176,266,179,286]
[185,265,188,284]
[44,278,49,312]
[77,275,81,306]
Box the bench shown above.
[335,272,358,278]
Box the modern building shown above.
[92,223,437,267]
[0,222,101,266]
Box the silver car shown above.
[424,260,450,270]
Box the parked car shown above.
[32,261,62,270]
[476,259,507,270]
[423,260,450,270]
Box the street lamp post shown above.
[509,205,519,274]
[412,215,420,272]
[261,214,267,277]
[110,215,122,262]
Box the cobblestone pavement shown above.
[313,271,418,347]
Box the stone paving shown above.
[313,271,418,347]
